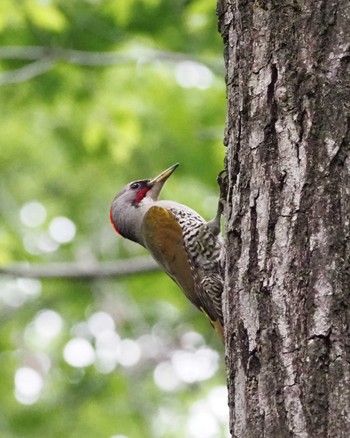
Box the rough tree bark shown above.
[218,1,350,437]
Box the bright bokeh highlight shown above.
[63,338,95,368]
[49,216,76,244]
[20,201,47,228]
[15,367,44,405]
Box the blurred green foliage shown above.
[0,1,227,437]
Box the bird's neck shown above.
[113,202,150,246]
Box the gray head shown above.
[110,164,179,245]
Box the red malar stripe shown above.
[134,187,149,204]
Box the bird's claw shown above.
[217,169,228,203]
[216,169,228,186]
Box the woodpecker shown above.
[110,164,224,340]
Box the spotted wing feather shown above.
[142,205,224,340]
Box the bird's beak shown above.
[148,163,179,200]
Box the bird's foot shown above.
[207,169,228,236]
[217,169,228,203]
[216,168,228,219]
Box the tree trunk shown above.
[218,1,350,437]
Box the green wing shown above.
[142,206,201,309]
[142,205,224,342]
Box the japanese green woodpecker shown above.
[110,164,224,340]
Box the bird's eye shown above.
[130,182,140,190]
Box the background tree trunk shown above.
[218,1,350,437]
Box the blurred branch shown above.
[0,57,56,85]
[0,45,224,86]
[0,257,160,280]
